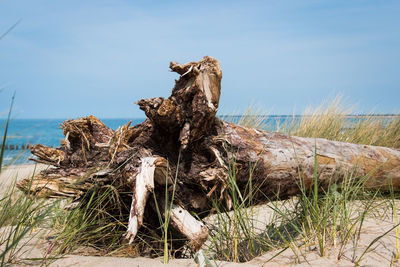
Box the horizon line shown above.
[2,113,400,120]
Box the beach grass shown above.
[205,150,386,263]
[0,95,56,266]
[2,95,400,265]
[49,97,400,264]
[284,95,400,148]
[204,96,400,263]
[0,175,55,266]
[49,184,130,256]
[0,92,14,173]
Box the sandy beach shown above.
[0,164,256,266]
[1,164,400,266]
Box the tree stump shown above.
[17,56,400,252]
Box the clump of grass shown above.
[211,102,400,264]
[206,96,400,264]
[49,176,168,258]
[1,92,54,265]
[222,105,269,130]
[0,178,54,266]
[285,95,400,148]
[0,92,15,173]
[293,148,384,261]
[236,106,269,130]
[50,184,131,256]
[388,180,400,263]
[206,143,309,263]
[367,116,400,148]
[287,96,349,141]
[154,153,181,264]
[51,152,192,261]
[206,152,269,262]
[206,145,386,264]
[233,95,400,149]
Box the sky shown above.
[0,0,399,119]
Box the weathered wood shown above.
[214,121,400,202]
[126,156,161,244]
[169,204,209,251]
[17,56,400,252]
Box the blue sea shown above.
[0,115,396,165]
[0,118,145,165]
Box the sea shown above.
[0,118,144,165]
[0,115,396,165]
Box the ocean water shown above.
[0,118,144,165]
[0,115,395,165]
[1,116,296,165]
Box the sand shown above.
[1,164,400,266]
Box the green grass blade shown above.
[0,92,15,173]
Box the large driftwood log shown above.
[17,56,400,252]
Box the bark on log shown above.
[17,56,400,252]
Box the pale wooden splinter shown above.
[125,157,157,243]
[170,205,209,251]
[125,157,208,247]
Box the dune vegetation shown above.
[1,96,400,266]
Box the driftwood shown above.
[18,56,400,252]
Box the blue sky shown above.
[0,0,399,118]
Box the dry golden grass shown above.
[236,95,400,148]
[290,97,400,148]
